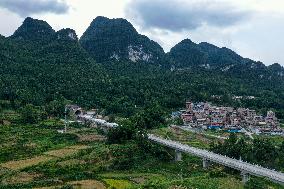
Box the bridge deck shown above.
[148,134,284,184]
[77,114,284,185]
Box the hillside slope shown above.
[80,16,165,63]
[0,16,284,118]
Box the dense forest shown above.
[0,16,284,120]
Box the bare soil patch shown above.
[2,172,41,185]
[0,155,53,170]
[68,145,90,150]
[57,159,85,167]
[68,180,106,189]
[130,177,146,184]
[1,145,90,170]
[44,145,89,158]
[44,148,79,158]
[77,134,106,142]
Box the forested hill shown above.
[1,16,284,119]
[79,16,165,63]
[168,39,284,81]
[11,17,55,41]
[1,17,106,109]
[168,39,247,68]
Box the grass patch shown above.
[68,145,90,150]
[1,172,41,185]
[43,145,90,158]
[1,145,89,170]
[256,135,284,146]
[44,148,79,158]
[1,120,283,189]
[218,177,243,189]
[77,134,106,142]
[103,179,133,189]
[0,123,78,163]
[68,179,106,189]
[150,127,214,149]
[0,155,53,170]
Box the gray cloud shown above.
[0,0,69,17]
[126,0,251,32]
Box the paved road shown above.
[177,126,228,140]
[148,134,284,185]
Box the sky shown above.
[0,0,283,66]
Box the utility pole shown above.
[64,106,68,133]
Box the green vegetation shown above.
[80,16,165,63]
[19,104,47,124]
[211,133,284,171]
[0,109,283,188]
[244,177,284,189]
[0,120,77,163]
[103,179,132,189]
[1,16,284,119]
[1,16,284,188]
[107,104,166,144]
[150,127,214,149]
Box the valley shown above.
[0,15,284,189]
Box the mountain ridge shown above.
[1,16,284,118]
[6,16,284,83]
[80,16,164,63]
[11,17,55,41]
[79,16,165,63]
[7,16,283,68]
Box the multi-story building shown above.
[180,101,281,132]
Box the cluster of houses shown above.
[178,102,282,134]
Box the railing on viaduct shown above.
[148,134,284,184]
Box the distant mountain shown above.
[1,17,106,107]
[1,16,284,118]
[11,17,55,41]
[56,28,78,41]
[198,42,247,66]
[268,63,284,77]
[168,39,250,69]
[80,16,165,63]
[8,17,89,63]
[269,63,284,71]
[167,39,208,68]
[167,38,284,82]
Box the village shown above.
[177,101,283,135]
[64,102,283,137]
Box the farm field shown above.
[0,117,283,188]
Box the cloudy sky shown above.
[0,0,283,66]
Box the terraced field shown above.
[0,118,282,189]
[0,145,89,170]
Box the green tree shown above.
[173,117,184,125]
[19,104,46,124]
[244,178,267,189]
[107,119,136,144]
[0,107,4,125]
[249,138,277,167]
[45,96,70,117]
[131,104,166,129]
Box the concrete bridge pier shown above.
[241,171,250,183]
[202,158,210,169]
[175,150,182,162]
